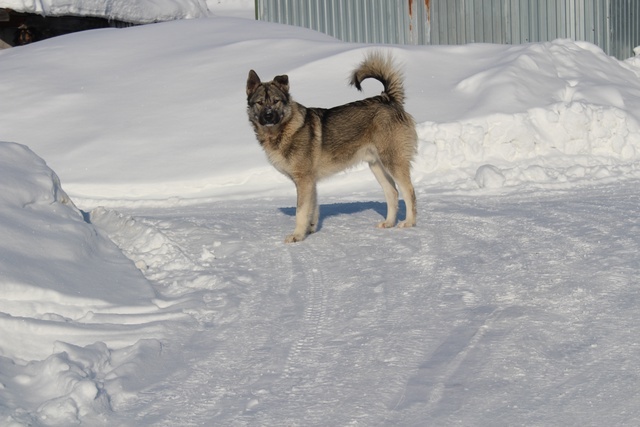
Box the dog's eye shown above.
[254,100,264,106]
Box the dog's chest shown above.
[265,149,292,176]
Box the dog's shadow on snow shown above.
[279,201,406,231]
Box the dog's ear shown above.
[273,75,289,93]
[246,70,261,96]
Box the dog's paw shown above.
[285,233,306,243]
[398,220,416,228]
[376,221,395,229]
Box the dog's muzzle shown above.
[259,108,281,126]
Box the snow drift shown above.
[0,141,191,425]
[0,141,160,338]
[1,18,639,204]
[0,0,209,23]
[415,40,640,189]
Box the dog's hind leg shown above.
[286,177,318,243]
[369,160,399,228]
[394,166,417,228]
[310,202,320,234]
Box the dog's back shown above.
[307,52,417,177]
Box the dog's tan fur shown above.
[246,52,417,243]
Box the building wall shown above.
[255,0,429,44]
[610,0,640,59]
[256,0,640,60]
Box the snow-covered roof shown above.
[0,0,210,24]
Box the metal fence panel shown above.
[256,0,640,59]
[256,0,429,45]
[611,0,640,59]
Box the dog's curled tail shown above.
[350,51,406,105]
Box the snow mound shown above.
[1,0,209,23]
[2,22,640,203]
[0,141,157,330]
[2,23,640,203]
[0,339,167,426]
[0,141,188,425]
[413,40,640,189]
[418,101,640,189]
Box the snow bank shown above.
[0,0,209,23]
[411,39,640,189]
[417,102,640,189]
[1,19,639,205]
[0,142,160,328]
[206,0,254,19]
[0,141,190,425]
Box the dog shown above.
[246,52,417,243]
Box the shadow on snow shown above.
[279,200,407,231]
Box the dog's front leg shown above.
[285,177,317,243]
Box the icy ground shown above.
[1,7,640,427]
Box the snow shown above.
[0,0,210,24]
[1,0,256,23]
[1,6,640,426]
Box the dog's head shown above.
[246,70,291,128]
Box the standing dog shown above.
[246,52,417,243]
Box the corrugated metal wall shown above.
[610,0,640,59]
[256,0,640,60]
[427,0,611,48]
[255,0,429,45]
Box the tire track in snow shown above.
[423,307,503,412]
[382,203,469,417]
[385,203,506,420]
[283,247,327,378]
[252,245,331,424]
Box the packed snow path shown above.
[92,183,640,426]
